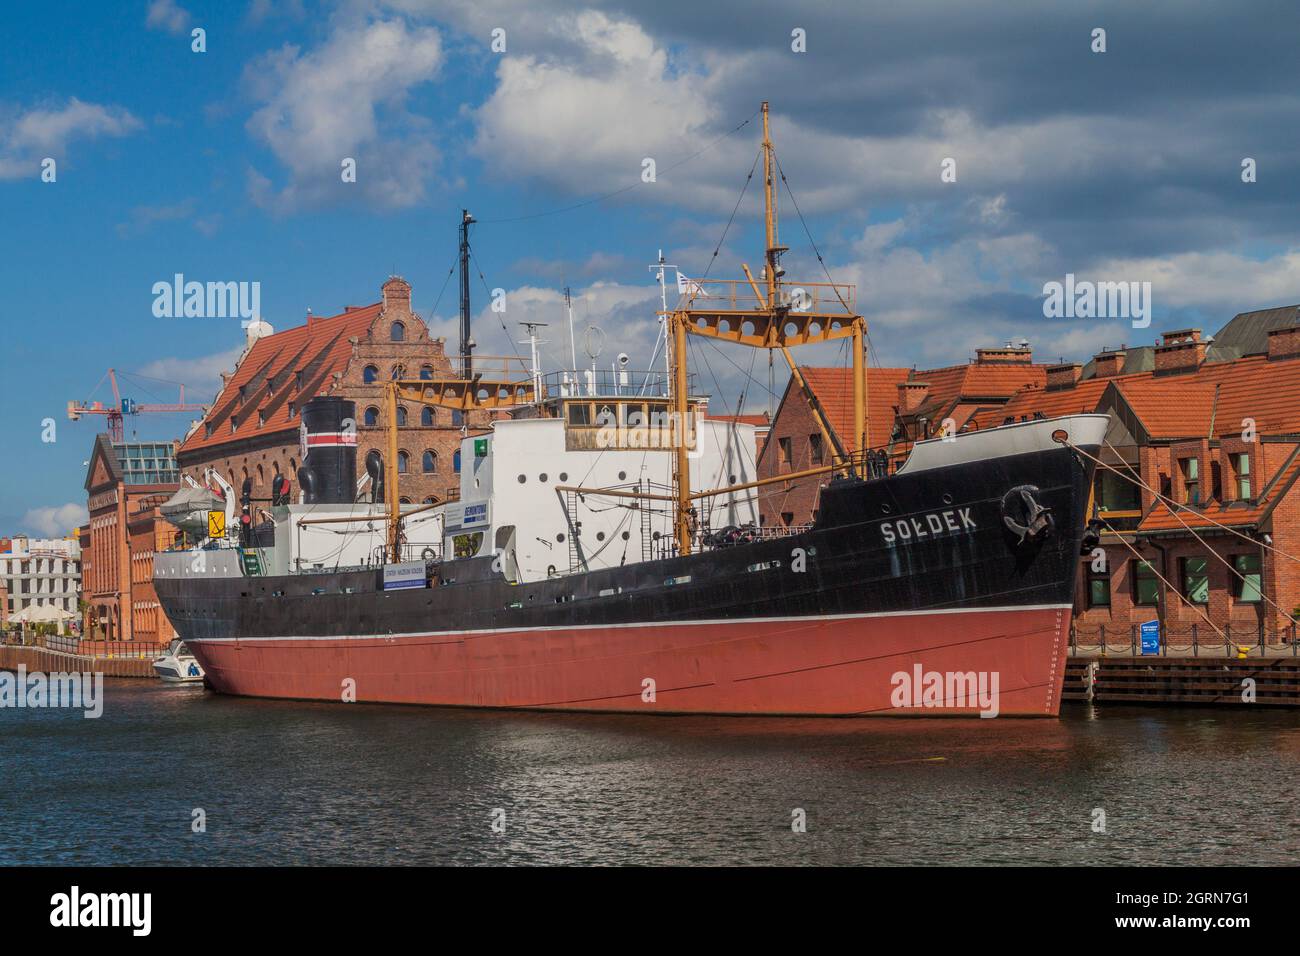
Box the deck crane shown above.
[67,368,207,442]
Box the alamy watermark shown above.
[0,665,103,718]
[890,665,1000,717]
[1042,273,1151,329]
[152,274,260,319]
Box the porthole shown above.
[621,531,630,540]
[942,493,953,505]
[596,532,606,541]
[556,533,565,543]
[881,503,892,514]
[618,471,627,480]
[539,473,548,483]
[518,474,526,484]
[559,472,568,481]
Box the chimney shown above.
[1267,323,1300,361]
[1154,328,1205,375]
[897,381,930,413]
[1045,362,1081,391]
[975,344,1033,365]
[382,276,412,313]
[1092,348,1127,378]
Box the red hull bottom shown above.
[189,605,1071,717]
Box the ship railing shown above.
[676,279,856,316]
[445,354,535,382]
[537,369,692,401]
[1070,622,1300,657]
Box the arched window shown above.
[397,451,409,474]
[451,410,464,427]
[396,406,408,426]
[399,496,412,505]
[364,406,379,427]
[390,364,405,381]
[363,365,379,384]
[289,457,297,475]
[390,321,406,342]
[422,496,436,504]
[256,464,265,487]
[453,450,461,473]
[422,450,437,473]
[421,407,434,426]
[419,365,434,381]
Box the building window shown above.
[781,511,794,527]
[809,433,824,465]
[295,371,303,390]
[567,403,590,426]
[363,365,379,384]
[1180,457,1199,504]
[390,321,406,342]
[391,364,405,381]
[397,451,409,474]
[288,402,296,419]
[364,406,379,427]
[423,496,436,504]
[396,406,408,426]
[1133,560,1160,606]
[1087,566,1111,608]
[778,437,793,466]
[1234,452,1251,500]
[230,417,237,434]
[1181,557,1209,604]
[453,450,461,473]
[257,410,266,427]
[420,365,434,381]
[422,450,437,473]
[421,407,434,426]
[1233,553,1262,602]
[452,410,464,427]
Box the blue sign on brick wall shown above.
[1140,619,1160,655]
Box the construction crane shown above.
[67,368,206,442]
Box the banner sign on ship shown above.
[383,561,427,591]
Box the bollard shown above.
[1236,645,1249,660]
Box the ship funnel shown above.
[297,397,357,504]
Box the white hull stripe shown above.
[187,602,1072,643]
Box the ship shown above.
[154,103,1105,717]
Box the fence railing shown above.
[2,633,169,659]
[1070,622,1300,657]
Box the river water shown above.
[2,679,1297,865]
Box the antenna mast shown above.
[459,209,476,378]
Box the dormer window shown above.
[289,402,297,419]
[258,410,266,427]
[205,423,214,438]
[1180,457,1199,504]
[238,385,247,404]
[295,371,304,390]
[230,416,238,434]
[1234,452,1251,499]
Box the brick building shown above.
[176,276,491,508]
[756,346,1048,526]
[82,435,182,641]
[981,307,1300,644]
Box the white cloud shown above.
[0,98,141,180]
[145,0,191,35]
[244,17,444,212]
[1091,249,1300,315]
[22,503,89,538]
[137,346,243,405]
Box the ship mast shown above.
[666,101,868,556]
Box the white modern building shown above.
[0,535,82,628]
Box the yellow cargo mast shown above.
[666,102,868,555]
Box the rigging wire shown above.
[700,147,762,282]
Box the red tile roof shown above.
[799,366,911,451]
[178,303,381,456]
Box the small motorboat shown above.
[152,639,206,684]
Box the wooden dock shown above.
[0,643,157,678]
[1064,656,1300,706]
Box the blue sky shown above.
[3,0,1299,536]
